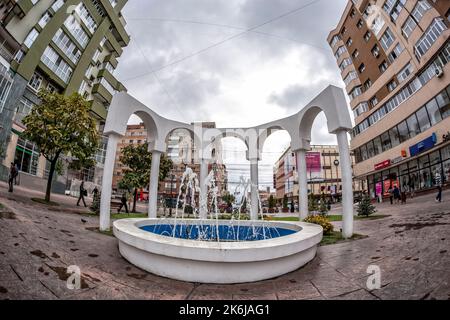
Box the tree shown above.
[319,193,328,216]
[282,194,288,210]
[308,193,318,214]
[268,195,276,211]
[22,90,98,202]
[119,142,173,213]
[357,193,377,217]
[222,192,235,209]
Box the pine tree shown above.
[357,194,377,217]
[319,193,328,216]
[308,194,318,214]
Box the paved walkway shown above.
[0,182,449,300]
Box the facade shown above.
[0,0,129,193]
[273,145,360,204]
[328,0,450,199]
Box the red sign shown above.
[374,159,391,171]
[306,152,321,173]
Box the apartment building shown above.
[0,0,129,192]
[328,0,450,199]
[273,145,360,205]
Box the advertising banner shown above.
[306,152,322,180]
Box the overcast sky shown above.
[115,0,350,192]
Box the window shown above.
[379,61,388,73]
[349,86,363,100]
[344,71,357,85]
[341,27,347,36]
[28,72,43,91]
[346,38,353,47]
[397,121,410,143]
[381,132,391,152]
[350,8,356,18]
[407,113,420,138]
[352,49,359,59]
[436,89,450,118]
[357,19,363,29]
[24,28,39,48]
[389,127,400,148]
[52,29,81,63]
[373,137,383,155]
[38,12,52,28]
[14,137,40,176]
[360,144,368,161]
[41,46,73,83]
[415,19,447,59]
[339,58,352,71]
[330,35,341,47]
[14,97,34,123]
[425,98,442,125]
[335,46,347,59]
[387,80,397,92]
[381,28,395,51]
[402,16,417,39]
[364,79,372,90]
[371,45,380,58]
[370,96,378,107]
[358,63,366,73]
[364,31,371,42]
[388,43,404,63]
[64,16,89,48]
[397,63,413,82]
[416,107,431,132]
[366,141,375,158]
[411,0,431,22]
[371,16,385,36]
[354,102,368,117]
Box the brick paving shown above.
[0,181,449,300]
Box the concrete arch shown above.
[100,85,355,238]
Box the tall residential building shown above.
[328,0,450,199]
[0,0,129,192]
[273,145,360,205]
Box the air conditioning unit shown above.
[435,65,444,78]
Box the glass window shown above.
[406,113,420,138]
[436,89,450,118]
[397,120,410,143]
[373,136,383,155]
[426,98,442,125]
[442,145,450,184]
[416,107,431,132]
[389,127,400,148]
[381,132,391,151]
[366,141,375,159]
[14,137,40,176]
[360,144,368,161]
[381,28,395,51]
[419,155,432,189]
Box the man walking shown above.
[8,162,17,192]
[118,193,129,214]
[77,181,87,207]
[435,170,442,203]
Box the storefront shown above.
[364,134,450,199]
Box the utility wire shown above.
[122,0,323,83]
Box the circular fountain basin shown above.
[113,218,323,284]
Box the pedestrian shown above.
[388,185,394,205]
[435,171,442,203]
[14,163,19,185]
[408,176,415,199]
[401,190,406,205]
[77,181,87,207]
[118,192,129,214]
[8,162,17,193]
[393,186,400,204]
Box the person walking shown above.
[8,162,17,193]
[408,176,415,199]
[393,186,400,204]
[118,192,129,214]
[77,181,87,207]
[388,185,394,205]
[435,170,442,203]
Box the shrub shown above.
[304,215,334,235]
[357,194,377,217]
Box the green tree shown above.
[357,193,377,217]
[319,193,328,216]
[308,193,318,214]
[268,195,276,210]
[22,90,98,202]
[119,142,173,213]
[222,192,235,208]
[282,194,289,210]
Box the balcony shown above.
[97,69,126,92]
[92,80,113,104]
[89,99,108,120]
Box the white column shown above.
[148,151,161,218]
[250,159,259,220]
[100,133,120,231]
[199,159,208,219]
[336,129,354,238]
[296,149,308,220]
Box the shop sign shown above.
[375,159,391,171]
[409,133,437,157]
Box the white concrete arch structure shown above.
[100,85,355,238]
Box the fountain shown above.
[113,166,323,284]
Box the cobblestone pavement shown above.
[0,182,449,300]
